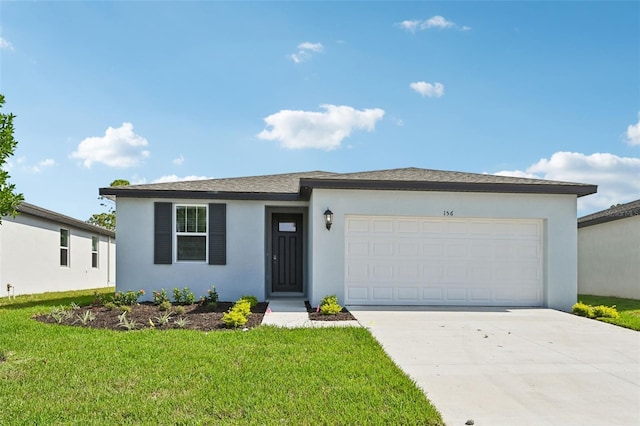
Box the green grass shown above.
[577,294,640,331]
[0,288,442,425]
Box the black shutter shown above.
[209,203,226,265]
[154,202,172,264]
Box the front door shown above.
[271,213,303,293]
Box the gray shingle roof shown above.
[100,167,597,200]
[14,202,116,237]
[578,199,640,228]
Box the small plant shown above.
[155,312,173,326]
[174,305,186,315]
[117,312,138,331]
[158,300,172,311]
[206,286,219,310]
[319,294,343,315]
[172,287,196,305]
[70,302,81,311]
[103,302,117,311]
[174,317,191,328]
[49,306,73,323]
[222,309,248,328]
[119,305,132,314]
[92,291,105,307]
[112,290,145,306]
[74,310,96,326]
[572,302,594,318]
[240,295,258,309]
[234,299,251,317]
[152,289,170,305]
[593,305,620,319]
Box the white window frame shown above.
[60,228,70,267]
[91,236,99,268]
[174,204,208,263]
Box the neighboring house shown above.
[578,199,640,300]
[100,167,596,311]
[0,202,116,297]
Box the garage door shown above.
[345,215,543,306]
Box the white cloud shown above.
[257,104,385,150]
[625,114,640,146]
[0,37,14,51]
[173,154,184,166]
[410,81,445,98]
[9,157,56,173]
[152,175,211,184]
[70,122,150,168]
[494,151,640,214]
[290,41,324,63]
[398,16,470,32]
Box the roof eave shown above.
[16,203,115,237]
[99,188,306,201]
[300,178,598,197]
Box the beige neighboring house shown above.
[0,202,116,297]
[578,199,640,299]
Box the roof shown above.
[578,199,640,228]
[99,167,597,201]
[12,202,116,238]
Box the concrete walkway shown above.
[349,306,640,426]
[261,299,360,328]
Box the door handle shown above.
[273,254,277,263]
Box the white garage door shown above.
[345,215,543,306]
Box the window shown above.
[60,229,69,267]
[176,205,207,261]
[91,236,99,268]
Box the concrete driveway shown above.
[349,307,640,426]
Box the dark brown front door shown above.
[271,214,303,293]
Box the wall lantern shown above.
[324,208,333,231]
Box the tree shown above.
[87,179,129,231]
[0,94,24,224]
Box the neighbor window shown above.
[176,205,207,261]
[60,229,69,267]
[91,236,99,268]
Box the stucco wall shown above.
[115,198,307,302]
[309,189,579,311]
[578,216,640,299]
[0,214,115,296]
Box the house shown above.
[578,199,640,300]
[100,167,596,311]
[0,202,116,297]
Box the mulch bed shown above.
[305,301,357,321]
[33,302,268,332]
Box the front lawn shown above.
[0,288,443,425]
[577,294,640,331]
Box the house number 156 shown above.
[443,210,454,216]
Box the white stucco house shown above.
[0,202,116,297]
[578,199,640,300]
[100,167,596,311]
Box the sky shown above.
[1,0,639,221]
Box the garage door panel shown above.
[345,216,543,306]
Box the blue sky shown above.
[1,1,639,221]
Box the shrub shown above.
[320,295,339,307]
[593,305,620,319]
[119,305,132,314]
[320,302,343,315]
[207,286,219,304]
[572,302,594,318]
[240,295,258,309]
[92,291,105,307]
[234,299,252,317]
[158,300,172,311]
[319,294,343,315]
[152,289,170,305]
[103,302,117,311]
[113,290,144,306]
[172,287,196,305]
[174,305,186,315]
[222,309,248,328]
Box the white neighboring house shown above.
[102,167,597,312]
[0,202,116,297]
[578,199,640,300]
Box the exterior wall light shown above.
[324,208,333,231]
